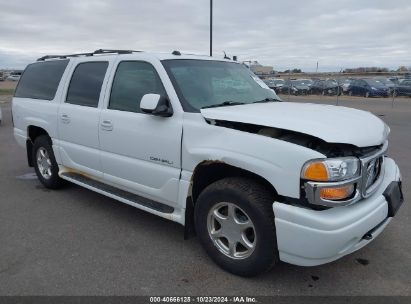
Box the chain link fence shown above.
[261,71,411,108]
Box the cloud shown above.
[0,0,410,71]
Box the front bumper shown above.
[370,90,389,97]
[273,157,402,266]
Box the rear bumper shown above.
[273,157,402,266]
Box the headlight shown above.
[383,124,390,140]
[301,157,360,182]
[371,86,377,90]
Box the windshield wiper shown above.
[253,97,281,103]
[201,101,246,109]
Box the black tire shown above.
[33,135,63,189]
[194,177,278,277]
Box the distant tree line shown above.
[343,66,409,73]
[266,66,410,75]
[279,68,302,74]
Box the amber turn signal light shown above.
[320,185,354,200]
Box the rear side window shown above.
[14,60,69,100]
[109,61,166,113]
[66,62,108,107]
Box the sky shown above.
[0,0,410,72]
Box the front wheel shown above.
[33,135,64,189]
[194,177,278,277]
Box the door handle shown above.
[60,113,70,124]
[101,120,113,131]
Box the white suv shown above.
[12,49,404,276]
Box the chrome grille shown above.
[365,156,383,189]
[360,142,387,198]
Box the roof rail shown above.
[37,49,142,61]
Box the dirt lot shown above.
[0,81,18,90]
[0,81,17,98]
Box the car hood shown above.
[200,102,388,147]
[294,85,310,90]
[372,86,388,90]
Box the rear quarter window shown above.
[14,60,69,100]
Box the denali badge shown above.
[150,156,173,165]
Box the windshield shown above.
[325,80,338,86]
[365,79,385,87]
[375,78,393,85]
[162,59,279,112]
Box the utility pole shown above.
[210,0,213,57]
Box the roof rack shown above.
[37,49,141,61]
[170,50,211,58]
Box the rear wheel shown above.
[194,177,278,277]
[33,135,63,189]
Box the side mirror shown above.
[140,94,173,117]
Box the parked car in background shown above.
[340,78,353,94]
[0,72,5,81]
[394,79,411,97]
[297,79,313,88]
[264,78,285,92]
[388,77,400,85]
[280,79,310,95]
[348,79,389,98]
[310,79,342,95]
[374,77,396,95]
[7,75,21,81]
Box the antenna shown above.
[210,0,213,56]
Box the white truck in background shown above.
[12,49,404,276]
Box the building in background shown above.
[244,61,274,76]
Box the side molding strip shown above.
[60,172,175,214]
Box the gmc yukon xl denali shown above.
[12,49,404,276]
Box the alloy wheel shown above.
[207,202,256,260]
[36,147,52,180]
